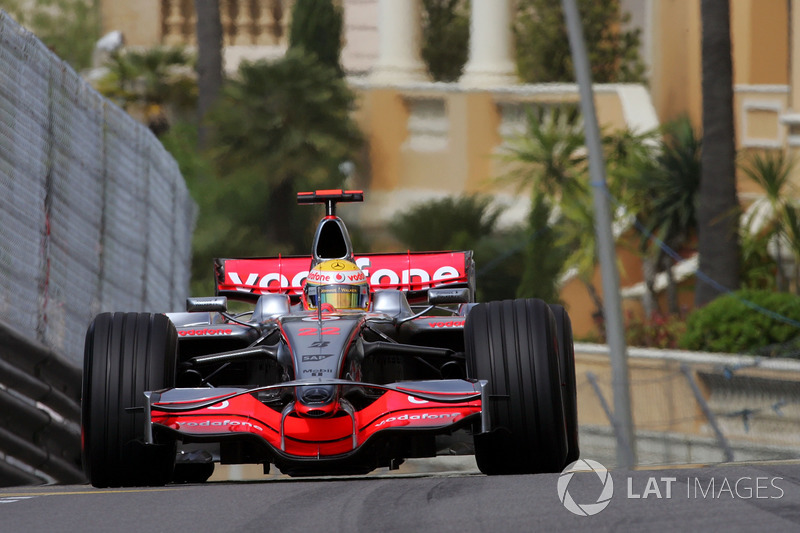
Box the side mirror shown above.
[186,297,228,313]
[428,287,471,305]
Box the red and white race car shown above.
[81,190,578,486]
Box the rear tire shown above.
[549,304,580,465]
[465,299,568,475]
[82,312,177,487]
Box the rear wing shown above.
[215,251,475,304]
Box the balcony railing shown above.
[161,0,294,47]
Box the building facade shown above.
[98,0,797,335]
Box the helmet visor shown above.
[307,284,369,310]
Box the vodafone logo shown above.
[308,270,332,283]
[224,254,467,295]
[375,412,458,427]
[335,272,345,282]
[347,271,366,282]
[178,328,233,337]
[176,419,263,432]
[428,320,465,328]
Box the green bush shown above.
[679,290,800,357]
[421,0,470,82]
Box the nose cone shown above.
[296,385,338,418]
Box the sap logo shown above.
[302,354,334,362]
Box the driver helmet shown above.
[304,259,369,311]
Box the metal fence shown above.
[576,344,800,468]
[0,11,197,485]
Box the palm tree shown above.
[782,205,800,291]
[195,0,223,148]
[628,116,701,314]
[95,47,196,136]
[389,195,501,251]
[289,0,345,76]
[500,106,587,199]
[741,151,798,291]
[389,194,529,301]
[500,106,653,322]
[207,50,363,255]
[516,191,567,304]
[557,188,607,317]
[696,0,740,306]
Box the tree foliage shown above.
[95,47,196,135]
[389,195,500,251]
[514,0,645,83]
[421,0,470,82]
[515,192,566,303]
[389,195,525,301]
[499,106,599,312]
[680,290,800,357]
[4,0,99,71]
[629,117,700,256]
[624,116,699,314]
[741,151,799,292]
[499,106,586,199]
[199,50,363,267]
[288,0,344,76]
[499,106,657,321]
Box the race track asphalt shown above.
[1,461,798,532]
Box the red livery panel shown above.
[215,251,474,297]
[151,389,481,458]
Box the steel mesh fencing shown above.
[0,11,197,484]
[576,345,800,468]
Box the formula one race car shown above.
[81,190,578,487]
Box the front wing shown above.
[145,379,487,461]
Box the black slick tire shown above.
[549,304,580,465]
[465,299,568,475]
[82,312,177,487]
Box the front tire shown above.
[549,304,580,465]
[465,299,568,475]
[82,312,177,487]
